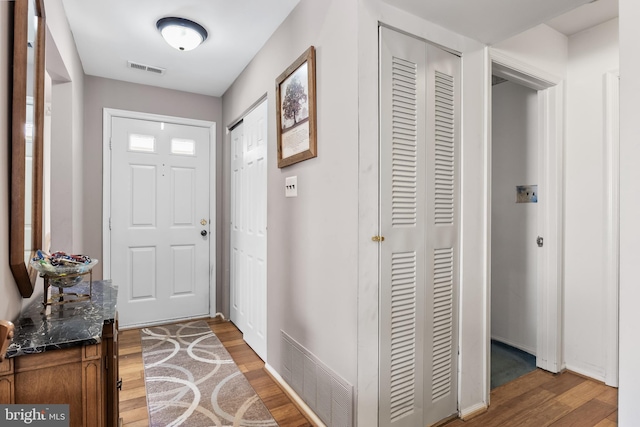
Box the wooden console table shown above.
[0,281,120,427]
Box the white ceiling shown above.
[60,0,618,98]
[382,0,616,44]
[60,0,300,97]
[546,0,618,36]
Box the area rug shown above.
[491,340,536,389]
[141,320,278,427]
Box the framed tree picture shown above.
[276,46,317,168]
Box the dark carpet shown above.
[491,340,536,389]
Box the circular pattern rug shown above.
[141,320,278,426]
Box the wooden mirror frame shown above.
[10,0,45,298]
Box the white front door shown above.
[230,99,268,360]
[111,116,211,327]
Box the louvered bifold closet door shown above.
[379,27,461,427]
[379,27,427,427]
[423,43,460,427]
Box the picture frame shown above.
[276,46,317,168]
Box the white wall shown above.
[44,0,86,257]
[50,82,74,252]
[491,81,538,354]
[222,0,360,388]
[492,24,568,80]
[82,76,223,281]
[564,18,619,382]
[618,0,640,423]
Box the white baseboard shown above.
[264,363,326,427]
[491,335,536,356]
[460,402,488,420]
[565,364,606,384]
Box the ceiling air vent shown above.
[127,61,166,75]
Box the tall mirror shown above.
[10,0,45,298]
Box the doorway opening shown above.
[490,76,539,388]
[488,54,565,393]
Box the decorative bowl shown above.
[30,258,99,288]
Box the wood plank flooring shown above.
[443,369,617,427]
[118,317,314,426]
[120,318,618,427]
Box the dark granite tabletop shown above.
[6,280,117,358]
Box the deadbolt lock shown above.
[201,219,207,226]
[372,235,385,242]
[537,236,544,247]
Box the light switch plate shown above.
[285,176,298,197]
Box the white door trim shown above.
[491,50,561,88]
[487,50,565,394]
[102,108,217,317]
[604,70,620,388]
[535,82,564,374]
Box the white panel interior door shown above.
[111,117,210,327]
[230,99,268,360]
[379,27,460,427]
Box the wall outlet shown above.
[285,176,298,197]
[516,185,537,203]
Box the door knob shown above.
[201,230,208,237]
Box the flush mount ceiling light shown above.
[156,17,208,51]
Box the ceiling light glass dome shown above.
[156,17,208,51]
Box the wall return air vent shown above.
[127,60,166,75]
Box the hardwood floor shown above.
[119,319,617,427]
[118,317,314,426]
[443,369,617,427]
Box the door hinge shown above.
[109,217,112,231]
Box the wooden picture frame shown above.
[276,46,317,168]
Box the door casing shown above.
[488,50,565,401]
[102,108,218,320]
[603,70,620,388]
